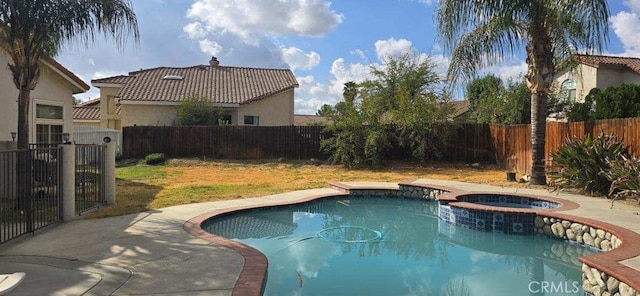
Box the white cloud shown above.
[611,0,640,56]
[185,0,343,44]
[281,47,321,71]
[199,39,223,56]
[328,58,372,96]
[293,59,373,114]
[374,38,414,61]
[183,22,208,39]
[350,49,366,60]
[486,61,527,83]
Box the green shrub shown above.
[144,153,167,165]
[548,133,626,196]
[602,155,640,205]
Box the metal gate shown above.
[75,145,106,215]
[0,147,61,244]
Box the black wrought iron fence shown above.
[75,145,106,215]
[1,147,61,244]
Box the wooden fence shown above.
[123,118,640,174]
[490,118,640,174]
[122,125,328,159]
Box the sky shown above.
[57,0,639,115]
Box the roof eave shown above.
[41,58,90,94]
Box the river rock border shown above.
[536,216,637,296]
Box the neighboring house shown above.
[0,53,89,150]
[553,54,640,104]
[79,57,299,130]
[448,100,471,122]
[72,98,102,127]
[293,114,332,126]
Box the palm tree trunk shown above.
[17,88,33,231]
[530,90,547,185]
[17,88,30,150]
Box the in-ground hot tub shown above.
[437,193,568,234]
[457,193,560,209]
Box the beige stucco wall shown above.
[554,64,640,103]
[0,53,78,143]
[73,121,101,128]
[553,64,598,103]
[119,104,178,127]
[113,88,295,128]
[596,67,640,89]
[237,89,295,126]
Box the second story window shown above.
[561,79,577,102]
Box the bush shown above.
[548,133,626,196]
[144,153,167,165]
[602,155,640,205]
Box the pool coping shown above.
[184,180,640,295]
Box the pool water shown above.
[203,196,595,296]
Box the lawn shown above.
[84,158,537,218]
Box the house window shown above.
[244,115,259,126]
[35,103,64,144]
[218,114,232,125]
[36,104,63,119]
[561,79,577,102]
[36,124,63,144]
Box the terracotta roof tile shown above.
[73,106,100,120]
[73,101,120,120]
[91,75,135,84]
[575,54,640,74]
[294,115,331,126]
[92,65,299,105]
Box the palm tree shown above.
[0,0,139,149]
[437,0,609,185]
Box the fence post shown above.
[104,142,116,205]
[60,143,76,221]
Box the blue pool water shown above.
[202,196,595,295]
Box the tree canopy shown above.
[0,0,139,148]
[322,52,456,167]
[466,75,531,125]
[437,0,610,184]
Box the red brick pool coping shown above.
[184,181,640,295]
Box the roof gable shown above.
[574,54,640,74]
[42,58,90,93]
[92,64,299,105]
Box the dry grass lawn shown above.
[85,158,545,219]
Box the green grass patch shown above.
[116,165,171,181]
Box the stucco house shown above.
[0,53,89,150]
[553,54,640,104]
[78,57,299,130]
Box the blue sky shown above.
[57,0,638,115]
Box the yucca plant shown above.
[548,133,627,196]
[602,155,640,207]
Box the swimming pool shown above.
[202,195,595,295]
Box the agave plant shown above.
[602,155,640,207]
[548,133,627,196]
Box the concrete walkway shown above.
[1,180,639,295]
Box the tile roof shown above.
[574,54,640,74]
[92,65,299,105]
[73,106,100,120]
[293,114,332,126]
[73,99,121,120]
